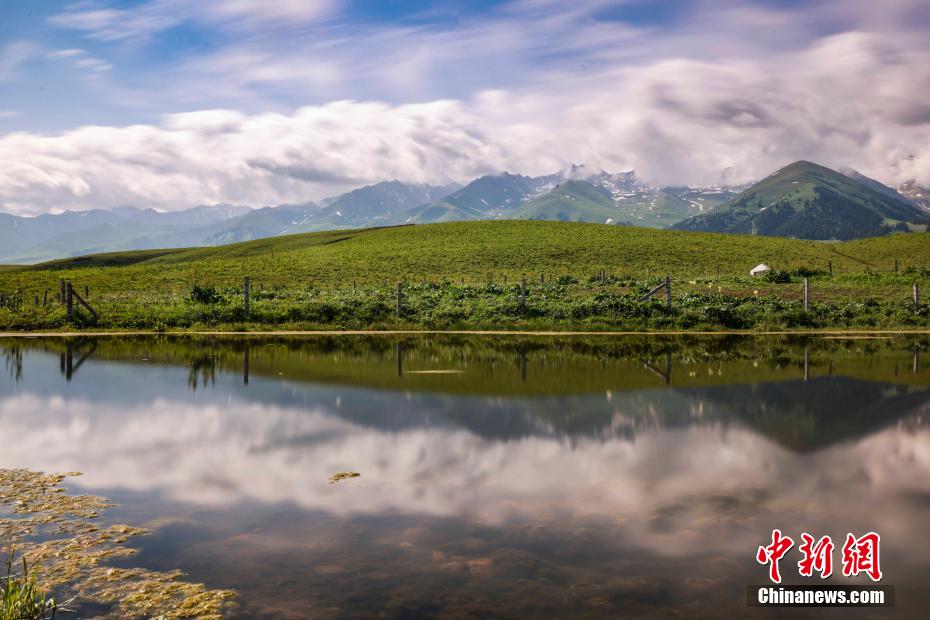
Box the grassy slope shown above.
[1,221,928,332]
[614,190,718,228]
[3,220,929,290]
[394,201,484,224]
[603,189,734,229]
[509,180,619,223]
[22,248,188,270]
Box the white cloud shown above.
[203,0,339,24]
[0,41,39,81]
[161,0,648,106]
[49,47,113,74]
[48,48,85,59]
[0,0,924,214]
[0,390,927,560]
[49,0,341,42]
[2,27,930,215]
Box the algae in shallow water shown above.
[0,469,236,618]
[329,472,361,484]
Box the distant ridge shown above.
[673,160,929,240]
[288,181,458,233]
[395,172,542,224]
[1,161,924,263]
[509,180,625,224]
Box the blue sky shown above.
[2,0,701,132]
[1,0,929,213]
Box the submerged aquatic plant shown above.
[329,472,361,484]
[0,550,67,620]
[0,469,235,619]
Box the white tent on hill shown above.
[750,263,771,276]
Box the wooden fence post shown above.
[894,259,899,273]
[664,275,671,310]
[828,260,832,276]
[243,276,250,319]
[396,282,403,316]
[520,276,527,311]
[59,280,66,303]
[803,277,810,311]
[915,283,920,309]
[84,285,89,298]
[65,342,73,381]
[43,290,48,306]
[66,282,74,321]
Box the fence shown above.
[1,269,927,328]
[0,280,100,323]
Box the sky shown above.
[1,0,929,214]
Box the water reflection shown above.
[0,335,928,618]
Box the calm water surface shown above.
[1,335,928,618]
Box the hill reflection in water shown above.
[0,335,927,618]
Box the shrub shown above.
[792,267,827,278]
[762,270,792,284]
[190,285,223,304]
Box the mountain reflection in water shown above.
[0,335,928,618]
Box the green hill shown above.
[1,220,929,331]
[603,187,736,228]
[621,191,694,227]
[509,180,624,223]
[395,173,540,223]
[4,220,929,287]
[674,161,928,239]
[394,200,486,224]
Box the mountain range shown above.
[673,161,929,239]
[1,162,928,263]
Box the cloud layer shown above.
[48,0,340,42]
[1,0,929,213]
[1,389,928,564]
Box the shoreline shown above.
[2,328,930,338]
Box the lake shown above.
[1,335,928,618]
